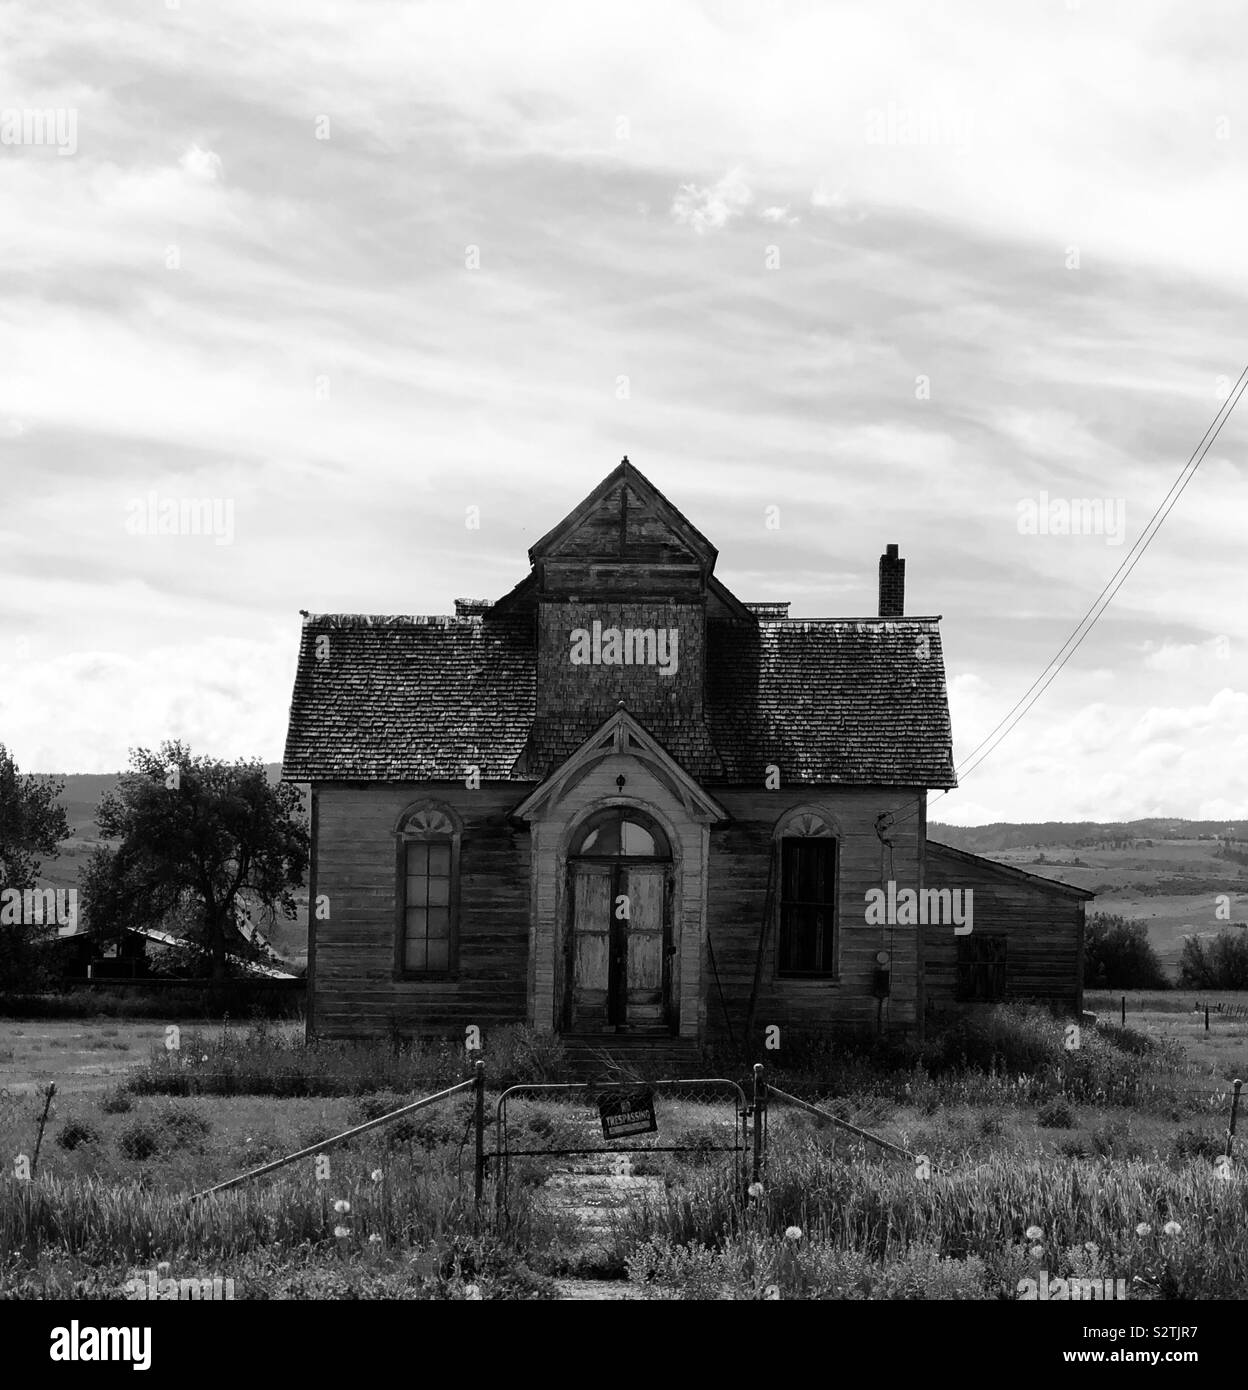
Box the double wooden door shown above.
[566,861,673,1030]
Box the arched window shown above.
[395,805,459,976]
[774,809,837,978]
[571,808,671,859]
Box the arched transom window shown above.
[775,809,837,977]
[571,808,671,859]
[781,810,834,838]
[396,805,459,975]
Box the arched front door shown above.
[564,809,675,1033]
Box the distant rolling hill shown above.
[929,818,1248,853]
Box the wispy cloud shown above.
[810,181,866,224]
[179,144,224,182]
[671,168,753,233]
[759,205,799,226]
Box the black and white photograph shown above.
[1,0,1245,1358]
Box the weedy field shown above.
[1086,990,1248,1079]
[0,1004,1246,1299]
[0,1022,184,1098]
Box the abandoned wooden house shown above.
[282,458,1090,1057]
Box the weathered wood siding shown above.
[704,788,926,1042]
[539,474,706,600]
[923,843,1087,1015]
[310,782,531,1040]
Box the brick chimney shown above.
[878,544,905,617]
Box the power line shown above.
[896,363,1248,828]
[955,368,1248,785]
[957,366,1248,777]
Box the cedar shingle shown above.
[282,611,956,788]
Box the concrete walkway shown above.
[531,1154,665,1300]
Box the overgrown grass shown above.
[122,1006,1196,1118]
[5,1002,1241,1299]
[125,1021,568,1098]
[617,1147,1248,1299]
[2,1165,484,1263]
[739,1005,1201,1120]
[0,1244,557,1301]
[0,1143,563,1299]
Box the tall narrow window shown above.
[777,837,837,976]
[396,807,458,976]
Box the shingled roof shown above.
[707,617,956,786]
[282,614,535,782]
[282,611,957,788]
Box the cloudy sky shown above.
[2,0,1246,824]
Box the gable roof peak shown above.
[526,456,718,567]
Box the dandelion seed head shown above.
[784,1226,802,1241]
[1025,1226,1042,1240]
[333,1226,349,1238]
[371,1169,383,1182]
[333,1199,350,1214]
[1163,1221,1182,1236]
[1136,1222,1152,1237]
[747,1182,764,1198]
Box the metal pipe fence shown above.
[751,1063,927,1169]
[189,1061,485,1202]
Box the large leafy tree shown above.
[0,744,71,988]
[0,743,70,891]
[84,741,308,980]
[1084,912,1169,990]
[1178,931,1248,990]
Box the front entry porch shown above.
[513,709,725,1043]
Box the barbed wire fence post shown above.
[1226,1079,1243,1161]
[30,1083,56,1178]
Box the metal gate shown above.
[495,1077,750,1206]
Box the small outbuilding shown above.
[923,841,1094,1017]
